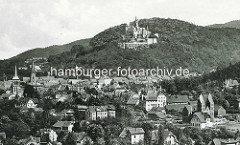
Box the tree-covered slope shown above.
[3,17,240,76]
[209,20,240,29]
[50,18,240,73]
[10,38,91,60]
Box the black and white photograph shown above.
[1,0,240,145]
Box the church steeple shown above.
[135,16,139,28]
[31,61,36,84]
[12,65,20,95]
[12,65,19,80]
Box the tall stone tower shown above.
[135,16,139,29]
[12,65,20,95]
[31,61,36,84]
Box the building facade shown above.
[86,105,116,120]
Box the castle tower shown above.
[12,65,20,95]
[31,61,36,85]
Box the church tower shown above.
[198,93,215,119]
[31,61,36,84]
[207,94,214,118]
[198,94,206,112]
[12,65,20,95]
[135,16,139,29]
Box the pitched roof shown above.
[193,112,210,123]
[127,97,139,105]
[149,107,165,112]
[77,105,88,110]
[88,105,116,112]
[119,127,145,138]
[166,104,186,112]
[167,95,189,103]
[148,112,166,119]
[128,128,145,135]
[163,129,177,141]
[145,90,158,101]
[184,105,193,113]
[188,101,198,105]
[184,104,197,113]
[0,93,12,99]
[18,136,40,144]
[53,121,73,128]
[214,105,225,112]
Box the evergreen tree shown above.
[64,132,76,145]
[158,125,164,145]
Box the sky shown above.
[0,0,240,60]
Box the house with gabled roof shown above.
[223,79,239,89]
[214,105,226,117]
[52,121,74,132]
[150,128,179,145]
[119,127,145,144]
[39,128,58,143]
[163,129,179,145]
[190,112,213,129]
[143,89,166,111]
[127,94,140,106]
[182,104,197,123]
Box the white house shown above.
[97,78,112,89]
[40,129,58,142]
[27,99,38,108]
[144,90,166,111]
[119,127,145,144]
[16,98,38,109]
[164,129,179,145]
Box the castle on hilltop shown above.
[118,17,158,49]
